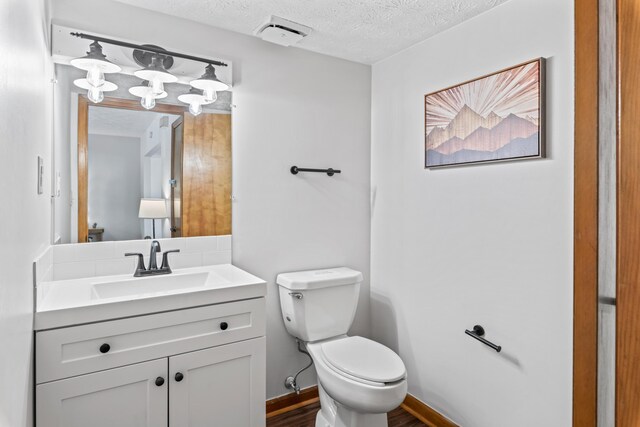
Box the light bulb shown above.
[141,92,156,110]
[189,102,202,116]
[203,88,217,103]
[149,79,164,95]
[86,66,105,88]
[87,87,104,103]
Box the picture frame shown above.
[425,58,545,168]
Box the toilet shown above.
[277,267,407,427]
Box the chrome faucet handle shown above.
[125,253,146,276]
[160,249,180,272]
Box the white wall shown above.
[88,134,142,241]
[0,0,51,425]
[53,64,72,244]
[50,0,372,399]
[370,0,573,426]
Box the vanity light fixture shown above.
[129,80,168,110]
[190,64,228,103]
[70,41,121,89]
[74,78,118,104]
[178,88,212,116]
[69,32,231,112]
[134,54,178,97]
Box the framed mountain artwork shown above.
[425,58,545,168]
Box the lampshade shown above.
[70,41,121,73]
[128,82,168,99]
[74,79,118,92]
[134,55,178,83]
[178,88,212,105]
[190,64,229,92]
[138,198,168,219]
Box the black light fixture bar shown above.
[70,32,228,67]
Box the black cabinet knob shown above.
[175,372,184,382]
[220,322,228,330]
[99,343,110,354]
[155,377,165,387]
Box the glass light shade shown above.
[189,102,203,116]
[203,88,217,103]
[190,64,229,92]
[149,79,164,95]
[138,198,168,219]
[87,87,104,103]
[86,66,105,88]
[74,79,117,92]
[70,41,121,73]
[134,55,178,84]
[141,93,156,110]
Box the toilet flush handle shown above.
[289,292,303,300]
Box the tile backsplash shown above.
[33,235,231,284]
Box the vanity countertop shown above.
[35,264,266,330]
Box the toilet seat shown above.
[319,336,406,386]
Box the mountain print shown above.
[425,59,543,167]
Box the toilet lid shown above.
[320,336,406,383]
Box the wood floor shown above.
[266,401,426,427]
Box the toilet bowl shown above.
[308,336,407,427]
[276,267,407,427]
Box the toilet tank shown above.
[277,267,363,342]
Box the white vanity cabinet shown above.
[35,298,266,427]
[169,338,266,426]
[36,359,168,427]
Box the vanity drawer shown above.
[36,298,265,384]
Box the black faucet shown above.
[125,240,180,277]
[149,240,161,270]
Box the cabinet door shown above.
[36,359,168,427]
[169,337,266,427]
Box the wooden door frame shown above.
[616,0,640,423]
[76,96,186,242]
[574,0,599,425]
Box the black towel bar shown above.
[465,325,502,352]
[290,166,341,176]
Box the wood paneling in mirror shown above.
[77,95,89,243]
[182,113,232,237]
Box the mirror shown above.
[53,64,232,243]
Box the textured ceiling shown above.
[88,107,171,138]
[113,0,509,64]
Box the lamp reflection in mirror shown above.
[129,81,168,110]
[74,79,118,104]
[139,198,168,239]
[178,88,213,117]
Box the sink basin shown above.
[91,272,210,300]
[35,264,267,330]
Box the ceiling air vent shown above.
[254,16,312,47]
